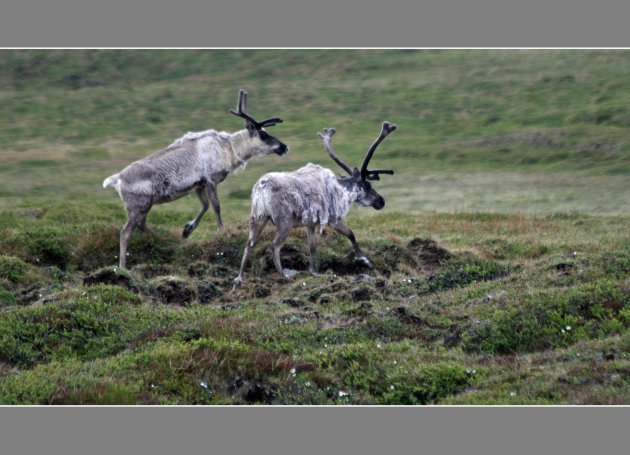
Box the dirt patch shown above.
[16,285,53,305]
[135,263,175,279]
[154,276,195,305]
[197,280,221,304]
[188,261,210,278]
[407,238,453,267]
[206,264,237,279]
[253,244,309,275]
[578,141,620,154]
[319,253,377,276]
[83,267,140,293]
[391,306,426,326]
[465,131,563,148]
[553,262,575,275]
[345,301,373,316]
[351,286,372,302]
[253,284,272,298]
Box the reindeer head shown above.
[317,122,396,210]
[230,90,289,156]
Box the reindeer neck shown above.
[227,129,262,168]
[336,175,361,205]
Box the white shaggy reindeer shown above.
[103,90,289,268]
[233,121,396,288]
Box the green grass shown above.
[1,50,629,404]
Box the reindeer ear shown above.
[352,167,362,181]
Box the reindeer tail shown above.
[103,173,120,190]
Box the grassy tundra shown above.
[0,50,628,404]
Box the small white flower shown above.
[338,391,348,397]
[565,325,572,331]
[200,381,208,389]
[572,251,577,256]
[376,343,382,348]
[393,361,397,365]
[305,382,311,387]
[150,383,156,389]
[561,329,566,334]
[390,385,395,390]
[126,252,129,256]
[510,391,516,397]
[290,368,296,377]
[302,282,306,286]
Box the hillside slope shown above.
[0,50,628,404]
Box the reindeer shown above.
[233,121,396,288]
[103,90,288,268]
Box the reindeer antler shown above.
[230,89,283,129]
[360,121,396,181]
[318,127,353,176]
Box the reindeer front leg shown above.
[332,222,373,269]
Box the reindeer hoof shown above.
[182,223,195,238]
[282,269,297,278]
[355,256,373,269]
[232,276,243,289]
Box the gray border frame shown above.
[1,407,628,454]
[1,0,630,47]
[1,1,629,454]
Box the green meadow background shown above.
[0,50,628,404]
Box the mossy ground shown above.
[0,208,628,404]
[1,50,629,404]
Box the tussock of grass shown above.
[463,280,630,354]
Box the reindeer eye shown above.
[258,130,269,140]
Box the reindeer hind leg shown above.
[120,203,151,268]
[233,216,269,288]
[306,224,319,275]
[183,187,210,238]
[272,220,295,278]
[206,184,224,231]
